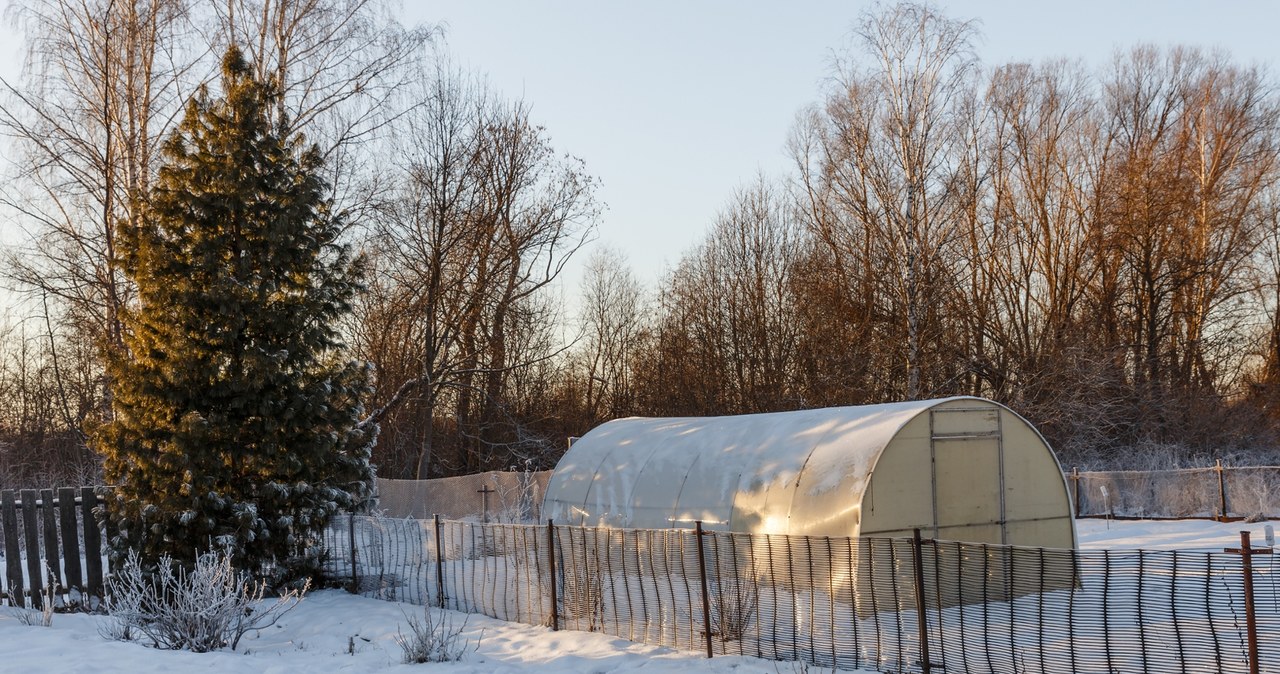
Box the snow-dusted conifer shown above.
[95,46,374,580]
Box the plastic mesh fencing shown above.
[1072,466,1280,519]
[373,471,552,521]
[923,542,1258,673]
[323,517,1280,673]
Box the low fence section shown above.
[324,515,1280,673]
[0,486,108,608]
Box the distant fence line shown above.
[325,515,1280,674]
[373,471,552,521]
[1072,462,1280,520]
[374,464,1280,523]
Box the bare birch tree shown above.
[796,1,979,399]
[0,0,202,435]
[210,0,434,211]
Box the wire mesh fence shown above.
[372,470,552,521]
[1071,464,1280,520]
[323,515,1280,673]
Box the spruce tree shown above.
[96,47,374,579]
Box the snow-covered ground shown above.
[2,517,1274,674]
[1076,516,1276,551]
[3,588,848,673]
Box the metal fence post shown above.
[1217,459,1229,521]
[1072,467,1081,518]
[1226,530,1270,674]
[434,514,446,609]
[547,519,559,631]
[912,529,933,674]
[695,520,713,658]
[348,510,358,593]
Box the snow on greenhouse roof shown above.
[543,396,977,533]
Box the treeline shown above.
[0,2,1278,485]
[546,6,1280,472]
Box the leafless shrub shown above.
[710,576,759,642]
[395,604,478,663]
[103,548,307,652]
[99,566,143,642]
[10,568,57,627]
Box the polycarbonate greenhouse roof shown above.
[542,397,972,533]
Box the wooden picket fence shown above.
[0,487,107,608]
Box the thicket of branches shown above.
[1,1,1279,486]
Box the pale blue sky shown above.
[401,1,1280,291]
[1,0,1278,298]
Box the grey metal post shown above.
[547,519,559,631]
[695,521,713,659]
[348,510,358,593]
[913,529,933,674]
[478,485,495,524]
[1217,459,1229,521]
[434,514,446,609]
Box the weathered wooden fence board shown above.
[0,487,107,606]
[40,489,61,592]
[81,487,103,598]
[20,489,42,606]
[2,490,23,606]
[57,487,81,597]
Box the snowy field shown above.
[1,517,1274,674]
[1076,516,1276,551]
[3,589,845,674]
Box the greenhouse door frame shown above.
[928,406,1007,544]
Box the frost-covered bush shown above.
[494,460,541,524]
[103,548,307,652]
[710,576,758,642]
[1228,468,1280,520]
[395,604,477,663]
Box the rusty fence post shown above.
[912,529,933,674]
[694,521,713,659]
[1226,530,1270,674]
[1072,467,1081,518]
[547,519,559,631]
[434,514,446,609]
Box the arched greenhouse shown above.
[542,396,1076,548]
